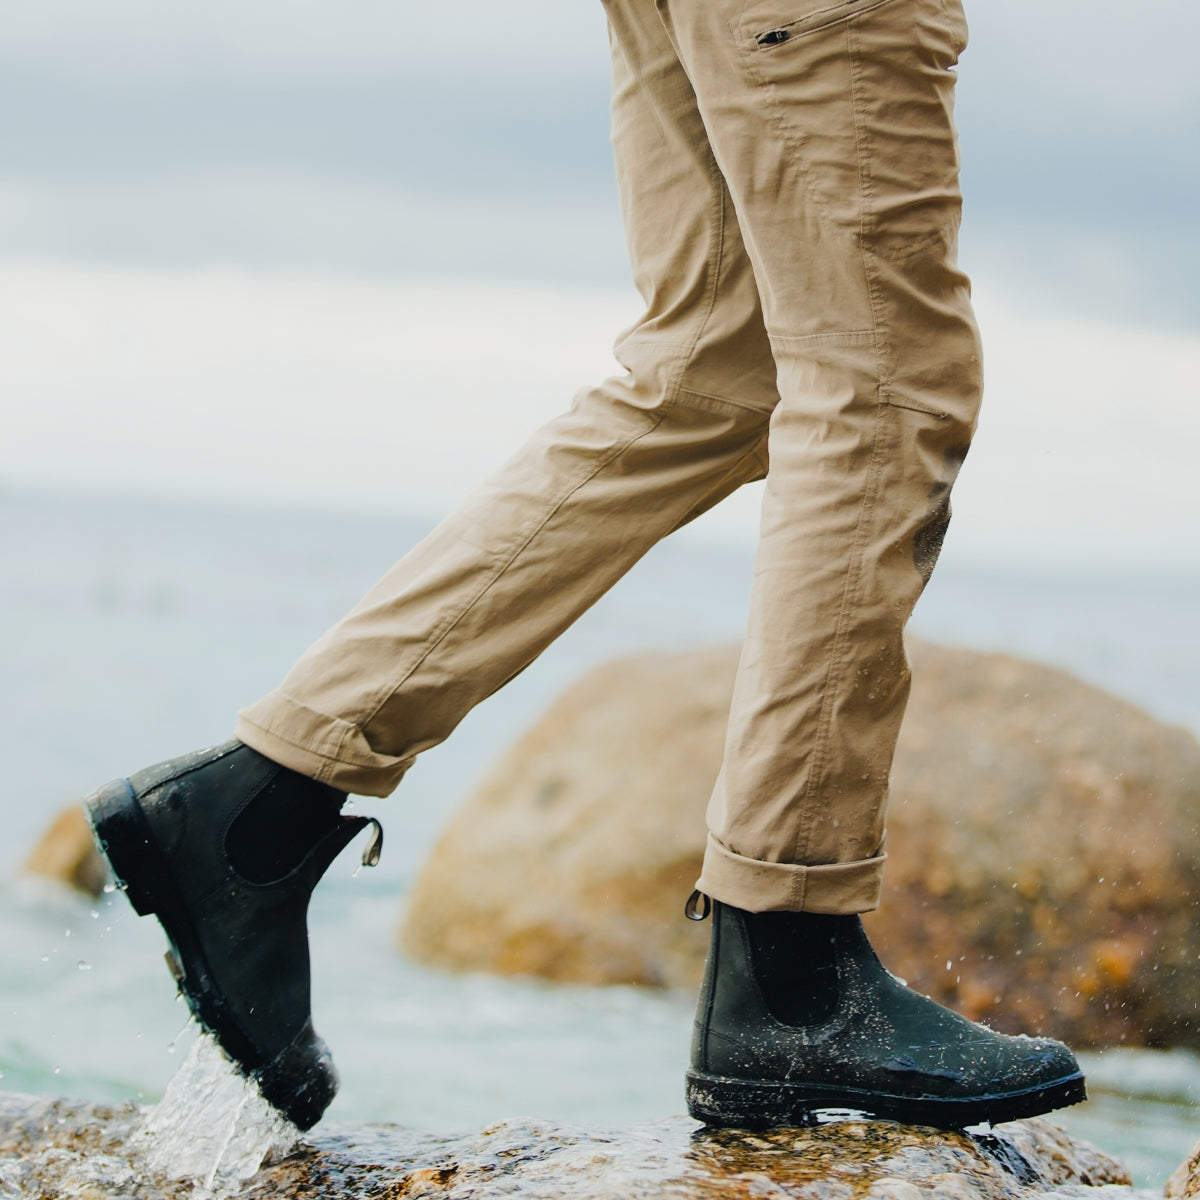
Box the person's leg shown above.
[86,17,784,1129]
[651,0,983,913]
[598,0,1083,1125]
[232,27,780,796]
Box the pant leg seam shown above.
[767,329,874,346]
[788,21,889,888]
[846,17,888,396]
[788,401,889,871]
[665,145,730,407]
[618,335,695,353]
[669,386,774,419]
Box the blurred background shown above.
[0,0,1198,1189]
[1,0,1198,560]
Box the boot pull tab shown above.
[359,817,384,868]
[684,890,711,921]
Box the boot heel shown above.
[686,1070,807,1128]
[83,778,169,918]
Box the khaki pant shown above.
[237,0,981,915]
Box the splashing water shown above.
[133,1029,300,1195]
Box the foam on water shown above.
[133,1030,299,1195]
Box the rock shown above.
[400,639,1200,1050]
[402,644,738,987]
[21,805,107,897]
[0,1093,1133,1200]
[866,640,1200,1050]
[1166,1136,1200,1199]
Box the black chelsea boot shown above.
[686,897,1086,1130]
[84,740,381,1131]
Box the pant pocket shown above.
[739,0,901,49]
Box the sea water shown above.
[0,488,1197,1190]
[133,1034,298,1193]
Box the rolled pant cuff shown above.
[235,695,411,798]
[695,833,885,914]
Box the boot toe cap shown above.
[253,1024,338,1132]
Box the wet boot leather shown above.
[84,740,380,1131]
[687,899,1086,1129]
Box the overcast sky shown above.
[0,0,1196,327]
[1,1,1197,571]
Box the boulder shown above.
[21,805,107,897]
[402,644,737,988]
[868,640,1200,1049]
[0,1093,1133,1200]
[1167,1135,1200,1199]
[400,639,1200,1050]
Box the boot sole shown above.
[83,778,335,1131]
[685,1068,1087,1130]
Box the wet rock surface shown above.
[0,1093,1135,1200]
[400,639,1200,1050]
